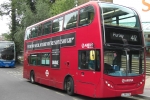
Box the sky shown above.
[0,0,10,35]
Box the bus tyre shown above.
[66,77,74,96]
[30,71,35,84]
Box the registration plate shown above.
[121,93,131,97]
[5,65,9,67]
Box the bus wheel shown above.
[30,71,35,84]
[66,77,74,95]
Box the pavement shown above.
[140,76,150,97]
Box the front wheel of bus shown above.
[66,77,74,96]
[30,71,35,84]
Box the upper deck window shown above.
[79,6,95,26]
[64,11,78,30]
[52,17,63,33]
[25,28,31,40]
[99,3,141,29]
[31,27,38,38]
[43,21,52,35]
[37,25,42,36]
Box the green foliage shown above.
[13,0,52,52]
[51,0,75,16]
[14,27,25,52]
[1,33,12,41]
[0,0,11,16]
[33,0,52,23]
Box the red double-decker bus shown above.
[23,1,146,98]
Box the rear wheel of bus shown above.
[66,77,74,96]
[30,71,35,84]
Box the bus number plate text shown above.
[121,93,131,97]
[5,65,9,67]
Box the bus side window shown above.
[43,21,51,35]
[78,50,100,71]
[25,28,31,40]
[88,50,95,70]
[79,6,94,26]
[88,11,94,23]
[96,50,100,71]
[79,51,88,69]
[30,54,37,65]
[52,17,63,33]
[88,50,100,71]
[37,54,41,65]
[41,53,50,66]
[64,11,78,30]
[31,27,37,38]
[37,24,42,36]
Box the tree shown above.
[0,0,76,63]
[0,0,11,16]
[1,33,11,40]
[51,0,75,16]
[11,0,17,41]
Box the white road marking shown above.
[55,92,65,96]
[73,98,79,100]
[129,96,147,100]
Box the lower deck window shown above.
[78,50,100,71]
[28,53,50,66]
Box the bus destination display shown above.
[105,26,142,45]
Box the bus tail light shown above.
[105,80,114,89]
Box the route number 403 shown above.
[130,35,137,41]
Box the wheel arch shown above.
[63,74,74,91]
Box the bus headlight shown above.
[11,62,14,64]
[105,80,114,89]
[137,79,145,87]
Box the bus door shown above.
[77,50,100,96]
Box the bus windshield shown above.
[104,47,144,76]
[0,42,15,60]
[99,3,141,29]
